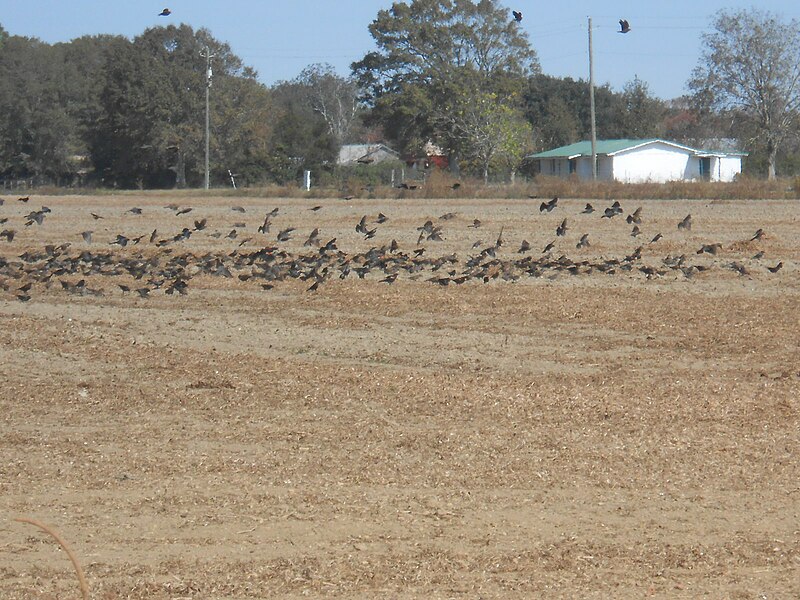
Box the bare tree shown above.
[297,64,361,147]
[689,9,800,179]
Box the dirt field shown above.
[1,193,798,598]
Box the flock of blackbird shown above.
[0,194,787,303]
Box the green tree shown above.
[353,0,539,163]
[92,25,268,188]
[689,8,800,179]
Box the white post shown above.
[303,170,311,191]
[588,17,597,181]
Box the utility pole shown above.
[201,46,215,190]
[588,17,598,180]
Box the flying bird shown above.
[81,231,93,244]
[159,8,171,17]
[619,19,631,34]
[512,10,523,22]
[582,203,595,214]
[556,218,568,237]
[540,197,558,213]
[750,228,765,241]
[576,234,590,249]
[677,214,692,231]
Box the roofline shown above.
[529,138,747,159]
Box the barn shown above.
[530,139,746,183]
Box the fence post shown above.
[303,170,311,191]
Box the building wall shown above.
[612,144,693,183]
[716,156,742,182]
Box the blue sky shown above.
[2,1,800,99]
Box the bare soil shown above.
[1,194,799,598]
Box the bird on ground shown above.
[127,207,143,215]
[159,8,171,17]
[518,239,531,253]
[697,243,722,255]
[767,262,783,273]
[582,203,595,214]
[451,182,461,190]
[468,219,481,229]
[304,228,320,247]
[512,10,523,22]
[619,19,631,33]
[176,207,192,216]
[231,206,246,213]
[752,251,765,259]
[18,196,29,203]
[309,205,322,212]
[751,228,765,241]
[626,207,643,224]
[556,218,568,236]
[540,197,558,212]
[1,229,15,242]
[440,212,456,221]
[90,212,103,220]
[277,227,295,242]
[678,214,692,230]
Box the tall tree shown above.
[296,64,361,147]
[689,9,800,179]
[353,0,539,168]
[92,25,266,188]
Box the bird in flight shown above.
[159,8,171,17]
[512,11,523,23]
[619,19,631,34]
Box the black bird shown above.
[90,212,104,220]
[468,219,481,228]
[81,231,93,244]
[542,240,555,254]
[626,207,643,224]
[309,205,322,212]
[118,284,131,295]
[581,203,595,214]
[751,228,765,241]
[194,218,207,231]
[136,287,151,298]
[576,234,590,249]
[1,229,15,242]
[355,215,368,234]
[380,273,398,284]
[631,225,641,238]
[451,182,461,190]
[697,243,722,255]
[176,207,193,216]
[277,227,295,242]
[231,206,246,213]
[376,212,388,224]
[556,218,568,237]
[149,229,158,244]
[127,207,143,215]
[159,8,171,16]
[304,228,320,247]
[512,10,523,22]
[540,197,558,212]
[767,262,783,273]
[496,227,504,247]
[258,215,271,234]
[18,196,30,203]
[752,251,765,260]
[111,234,129,247]
[619,19,631,33]
[518,239,531,253]
[678,214,692,231]
[650,232,663,244]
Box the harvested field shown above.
[1,193,799,598]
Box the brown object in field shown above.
[14,517,89,600]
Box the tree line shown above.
[0,3,798,188]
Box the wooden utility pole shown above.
[201,47,215,190]
[588,17,597,180]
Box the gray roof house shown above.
[529,139,747,183]
[338,143,400,166]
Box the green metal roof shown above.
[529,138,746,159]
[530,139,664,159]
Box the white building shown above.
[530,139,746,183]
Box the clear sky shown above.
[2,1,800,100]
